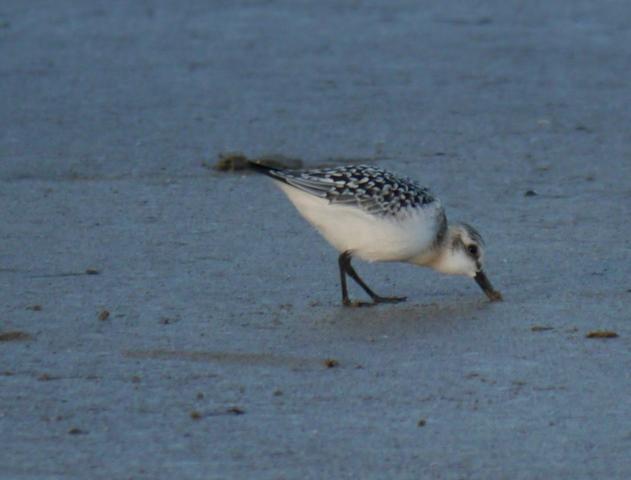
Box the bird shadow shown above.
[314,296,498,338]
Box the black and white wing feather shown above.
[250,163,436,216]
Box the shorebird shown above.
[250,162,502,306]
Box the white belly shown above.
[278,183,440,263]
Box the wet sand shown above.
[2,1,631,478]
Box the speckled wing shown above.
[266,165,436,216]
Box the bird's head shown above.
[430,223,502,301]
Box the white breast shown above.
[278,183,441,263]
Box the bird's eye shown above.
[467,244,479,256]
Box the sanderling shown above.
[250,162,502,306]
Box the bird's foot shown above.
[343,299,377,308]
[342,296,407,307]
[372,295,407,304]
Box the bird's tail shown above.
[248,161,296,187]
[247,160,282,177]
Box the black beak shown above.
[474,270,503,302]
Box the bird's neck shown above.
[408,221,452,268]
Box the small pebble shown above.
[531,325,554,332]
[0,331,31,342]
[323,358,339,368]
[586,331,618,339]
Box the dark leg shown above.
[338,253,351,306]
[338,251,406,307]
